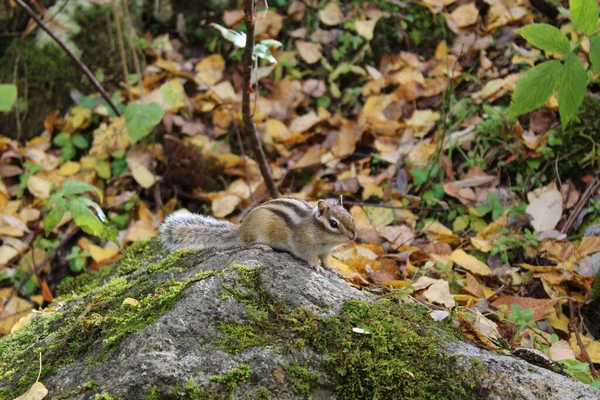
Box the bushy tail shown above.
[159,213,242,251]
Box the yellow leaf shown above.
[0,244,19,265]
[319,2,344,25]
[26,175,52,200]
[289,111,323,133]
[14,381,48,400]
[195,54,225,86]
[123,297,140,307]
[450,249,492,276]
[211,194,240,218]
[130,164,156,189]
[59,161,81,176]
[89,243,119,263]
[355,18,379,41]
[265,119,292,142]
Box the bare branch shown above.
[242,0,279,199]
[14,0,122,116]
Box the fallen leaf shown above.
[319,2,344,26]
[14,381,48,400]
[26,175,52,200]
[295,41,323,64]
[195,54,225,86]
[526,182,562,232]
[451,249,492,276]
[212,194,240,218]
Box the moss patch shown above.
[216,265,480,400]
[0,242,217,399]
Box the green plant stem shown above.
[242,0,279,199]
[14,0,121,116]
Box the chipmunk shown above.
[159,197,356,272]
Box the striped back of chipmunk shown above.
[254,197,314,228]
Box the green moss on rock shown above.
[215,264,480,400]
[0,241,218,399]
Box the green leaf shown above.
[412,168,429,186]
[61,180,103,202]
[71,134,89,149]
[96,159,111,179]
[0,84,17,112]
[69,197,105,237]
[509,60,561,117]
[557,53,587,125]
[43,197,68,235]
[516,24,571,53]
[53,132,71,147]
[589,36,600,73]
[570,0,598,36]
[124,102,165,143]
[78,197,108,223]
[61,143,76,161]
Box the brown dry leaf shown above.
[26,175,52,200]
[255,10,283,38]
[211,194,240,218]
[355,18,379,41]
[451,249,492,276]
[0,290,34,334]
[526,182,562,232]
[491,296,559,321]
[405,110,439,137]
[464,272,485,298]
[195,54,225,86]
[319,2,344,26]
[447,4,479,28]
[422,221,460,244]
[413,276,455,308]
[379,225,415,247]
[295,41,323,64]
[331,122,363,158]
[549,340,576,361]
[292,145,325,169]
[14,381,48,400]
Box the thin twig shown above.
[568,296,598,379]
[112,0,132,101]
[122,0,144,99]
[242,0,279,199]
[14,0,121,116]
[561,173,600,234]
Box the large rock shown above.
[1,241,598,399]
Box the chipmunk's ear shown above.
[339,195,344,206]
[317,200,329,216]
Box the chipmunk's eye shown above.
[329,219,339,229]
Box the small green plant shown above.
[507,304,535,336]
[43,180,117,242]
[54,132,90,162]
[17,162,45,198]
[558,359,600,388]
[509,0,599,124]
[65,245,91,273]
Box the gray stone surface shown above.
[32,247,600,399]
